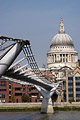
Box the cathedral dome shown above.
[50,33,74,47]
[47,16,78,74]
[50,16,74,48]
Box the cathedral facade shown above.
[47,17,78,81]
[47,17,78,101]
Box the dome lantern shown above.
[59,16,65,33]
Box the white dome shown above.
[50,33,74,47]
[50,16,74,48]
[47,17,78,73]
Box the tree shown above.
[37,94,40,99]
[11,94,16,103]
[70,98,75,103]
[54,77,57,83]
[22,94,29,102]
[78,95,80,101]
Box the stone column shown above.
[65,54,66,62]
[73,76,76,101]
[62,54,63,62]
[53,55,54,63]
[66,71,68,102]
[54,54,55,62]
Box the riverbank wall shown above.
[54,102,80,107]
[0,102,80,108]
[0,103,41,108]
[0,102,80,111]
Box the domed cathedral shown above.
[47,17,78,81]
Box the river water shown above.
[0,111,80,120]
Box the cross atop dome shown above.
[59,16,65,33]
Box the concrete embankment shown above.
[53,102,80,111]
[0,103,41,112]
[0,103,42,108]
[54,102,80,107]
[0,102,80,108]
[0,102,80,112]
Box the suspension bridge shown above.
[0,35,62,114]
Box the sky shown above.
[0,0,80,67]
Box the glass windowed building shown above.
[66,62,80,102]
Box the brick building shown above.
[0,77,41,103]
[0,70,54,103]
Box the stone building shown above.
[47,17,78,101]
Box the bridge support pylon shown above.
[41,97,54,114]
[34,85,57,114]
